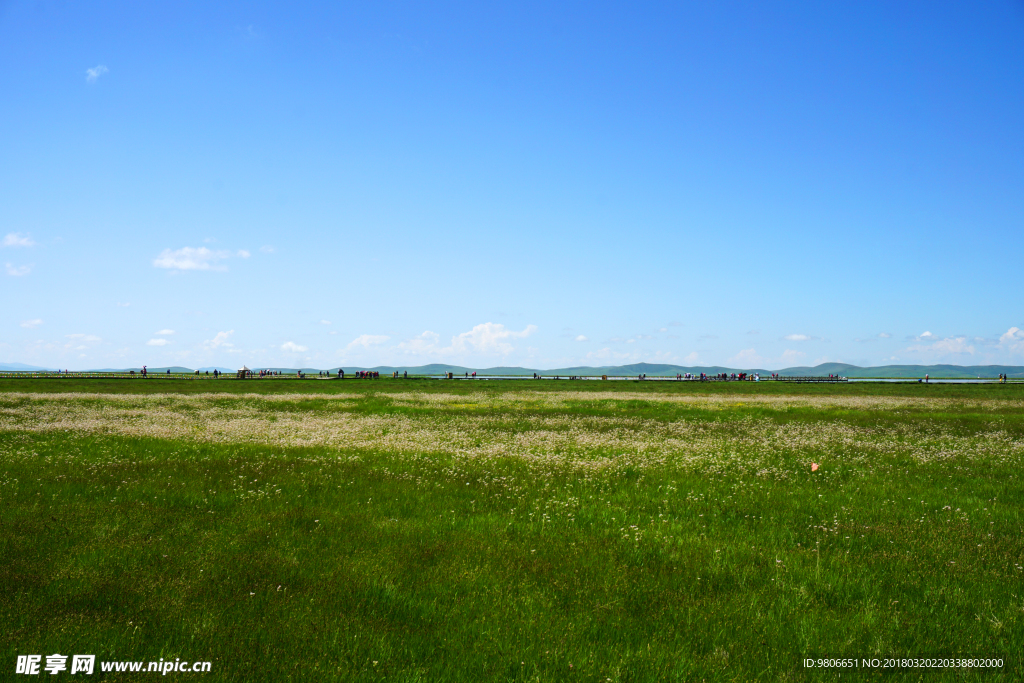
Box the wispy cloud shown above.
[583,348,678,365]
[203,330,234,349]
[67,334,101,343]
[856,331,895,344]
[320,320,331,325]
[281,341,308,352]
[259,245,275,253]
[999,327,1023,344]
[147,338,170,346]
[347,335,390,350]
[575,335,588,342]
[117,302,131,307]
[396,331,440,355]
[394,323,538,358]
[728,348,764,366]
[85,65,109,83]
[585,347,633,362]
[783,334,814,342]
[3,232,34,247]
[20,319,43,329]
[5,263,32,276]
[237,249,251,258]
[451,323,537,355]
[154,247,238,271]
[780,349,807,364]
[156,329,175,335]
[906,334,975,357]
[999,327,1024,355]
[726,348,808,369]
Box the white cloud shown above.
[5,263,31,276]
[682,351,699,364]
[906,335,975,357]
[451,323,537,355]
[259,245,275,253]
[658,328,668,333]
[66,334,101,343]
[780,349,806,364]
[20,319,43,329]
[783,334,812,341]
[396,331,441,354]
[346,335,390,350]
[147,338,171,346]
[999,327,1024,344]
[237,249,251,258]
[931,337,974,354]
[728,348,765,366]
[575,335,588,342]
[156,329,175,335]
[878,332,892,339]
[85,65,109,83]
[393,323,538,358]
[585,347,631,362]
[282,341,308,352]
[999,327,1024,355]
[3,232,34,247]
[581,347,677,365]
[203,330,234,349]
[726,348,813,369]
[153,247,234,271]
[320,320,331,325]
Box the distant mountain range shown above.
[5,361,1020,378]
[0,362,58,372]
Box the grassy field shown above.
[1,378,1022,681]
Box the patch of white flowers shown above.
[1,391,1021,476]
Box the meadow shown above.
[1,378,1022,681]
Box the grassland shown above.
[1,378,1022,681]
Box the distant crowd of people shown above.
[670,372,762,381]
[81,366,1018,383]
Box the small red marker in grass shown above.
[811,462,819,472]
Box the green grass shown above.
[1,379,1022,681]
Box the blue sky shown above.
[3,0,1023,370]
